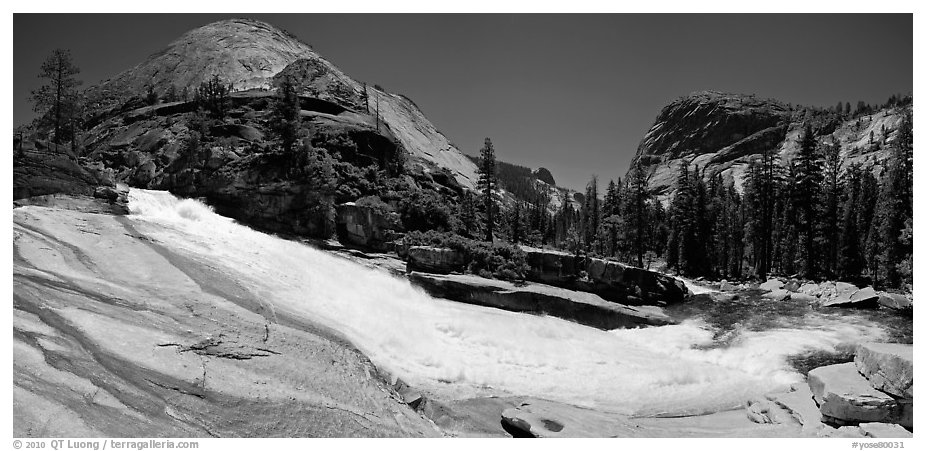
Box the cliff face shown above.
[629,91,910,198]
[85,18,478,189]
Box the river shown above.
[126,189,909,419]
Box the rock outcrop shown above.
[13,201,438,437]
[522,246,579,285]
[406,247,465,274]
[628,90,911,199]
[13,137,114,200]
[85,18,479,190]
[579,257,689,305]
[808,363,911,428]
[519,247,689,306]
[854,342,913,399]
[334,202,402,250]
[407,272,673,330]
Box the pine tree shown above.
[667,162,693,273]
[603,179,619,218]
[477,138,497,242]
[873,113,913,288]
[624,166,652,268]
[270,74,301,156]
[820,139,843,278]
[743,146,779,279]
[583,175,600,254]
[194,75,231,119]
[837,164,865,280]
[793,124,821,278]
[459,191,479,239]
[31,48,83,144]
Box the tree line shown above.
[473,115,912,291]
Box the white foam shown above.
[127,189,888,417]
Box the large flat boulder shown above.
[407,272,673,330]
[579,257,689,306]
[820,286,880,309]
[808,363,908,427]
[406,246,465,274]
[854,342,913,399]
[519,247,688,306]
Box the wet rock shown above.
[408,272,674,330]
[759,278,784,291]
[854,342,913,399]
[808,363,906,427]
[406,246,465,274]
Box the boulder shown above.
[406,247,465,274]
[759,278,784,291]
[858,422,913,438]
[820,286,880,309]
[719,280,736,291]
[580,257,689,306]
[407,272,674,330]
[835,281,859,294]
[130,160,157,187]
[746,398,797,425]
[92,185,121,202]
[808,363,907,427]
[783,279,802,292]
[763,289,791,301]
[854,342,913,399]
[799,283,821,296]
[521,246,579,285]
[878,293,912,312]
[335,202,402,251]
[766,383,823,431]
[520,248,687,306]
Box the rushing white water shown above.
[679,277,719,295]
[127,189,888,417]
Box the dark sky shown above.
[14,14,913,191]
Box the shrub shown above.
[404,230,529,281]
[355,195,395,217]
[398,190,458,232]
